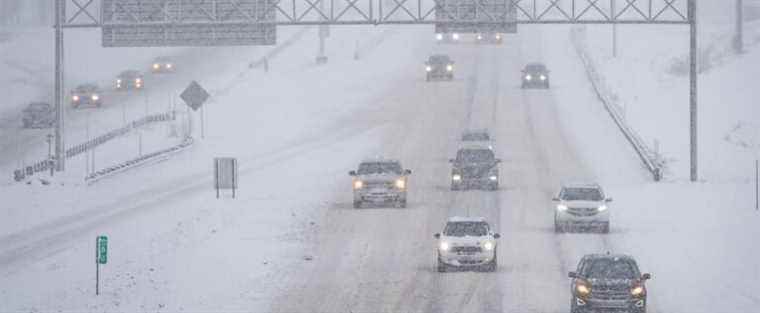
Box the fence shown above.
[570,27,665,181]
[85,137,194,184]
[13,111,176,182]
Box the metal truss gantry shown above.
[53,0,698,181]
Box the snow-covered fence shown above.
[13,111,176,182]
[570,27,665,181]
[84,137,194,184]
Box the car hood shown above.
[587,278,637,289]
[453,163,497,175]
[440,235,493,246]
[562,200,604,208]
[355,173,401,182]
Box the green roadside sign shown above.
[97,236,108,264]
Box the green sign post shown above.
[95,235,108,295]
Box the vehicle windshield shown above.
[462,132,490,141]
[456,149,494,163]
[75,85,97,93]
[526,64,546,71]
[357,162,402,175]
[561,187,603,201]
[585,259,639,279]
[444,221,489,237]
[430,55,450,63]
[119,71,140,78]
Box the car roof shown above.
[582,253,637,263]
[154,56,171,61]
[360,157,400,164]
[562,182,602,189]
[429,54,451,61]
[457,144,493,151]
[462,129,489,135]
[447,216,487,223]
[118,70,142,76]
[526,62,546,68]
[74,84,99,91]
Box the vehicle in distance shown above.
[553,183,612,233]
[521,62,550,89]
[151,56,175,74]
[70,84,103,107]
[435,216,500,272]
[425,54,454,81]
[476,33,502,44]
[569,253,652,313]
[21,102,54,128]
[450,145,500,190]
[116,70,144,90]
[461,129,493,149]
[349,158,411,208]
[435,32,460,43]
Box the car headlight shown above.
[91,94,99,101]
[631,286,645,297]
[495,34,502,40]
[166,63,173,69]
[135,78,142,83]
[452,33,459,40]
[153,63,160,69]
[525,74,532,81]
[452,174,462,181]
[597,205,607,212]
[72,95,80,101]
[353,180,363,190]
[436,33,443,41]
[117,79,122,83]
[557,204,568,211]
[395,179,406,189]
[575,282,591,297]
[446,64,453,72]
[439,241,450,251]
[540,75,546,81]
[425,66,432,72]
[483,241,495,250]
[477,34,483,40]
[489,175,498,181]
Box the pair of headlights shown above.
[425,65,453,72]
[353,179,405,190]
[525,74,547,81]
[439,240,495,251]
[72,95,98,101]
[575,281,645,297]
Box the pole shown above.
[95,237,100,296]
[200,106,205,139]
[755,159,758,210]
[54,0,65,172]
[735,0,744,53]
[689,0,698,182]
[612,0,617,58]
[316,0,327,64]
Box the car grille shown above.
[567,207,599,217]
[591,287,631,300]
[452,246,482,254]
[364,181,393,189]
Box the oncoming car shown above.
[435,217,500,272]
[70,84,103,107]
[476,33,502,44]
[435,32,461,43]
[569,253,652,313]
[521,62,550,89]
[151,56,175,74]
[553,183,612,233]
[116,70,144,90]
[425,54,454,81]
[349,159,412,208]
[450,145,500,190]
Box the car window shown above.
[526,64,546,71]
[462,133,490,141]
[456,149,495,163]
[584,259,639,279]
[561,187,603,201]
[357,162,402,175]
[430,55,450,63]
[444,222,489,237]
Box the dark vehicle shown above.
[116,70,144,90]
[450,145,500,190]
[349,158,412,208]
[521,62,550,89]
[476,33,503,44]
[461,129,491,143]
[569,254,652,313]
[70,84,103,107]
[22,102,54,128]
[151,56,175,74]
[425,54,454,81]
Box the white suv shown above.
[553,183,612,233]
[434,217,500,272]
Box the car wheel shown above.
[600,223,610,234]
[426,75,430,82]
[451,185,459,191]
[488,256,497,272]
[22,121,30,128]
[397,199,407,208]
[437,260,447,273]
[353,200,362,209]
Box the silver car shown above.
[435,217,500,272]
[553,183,612,233]
[349,159,411,208]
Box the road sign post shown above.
[180,81,210,139]
[214,158,239,198]
[95,235,108,295]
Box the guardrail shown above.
[84,137,194,184]
[13,111,176,182]
[570,27,665,181]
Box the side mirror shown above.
[433,233,441,239]
[493,233,501,239]
[349,170,356,176]
[404,169,412,175]
[495,158,502,163]
[642,273,652,280]
[552,197,560,202]
[568,271,578,278]
[605,198,613,203]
